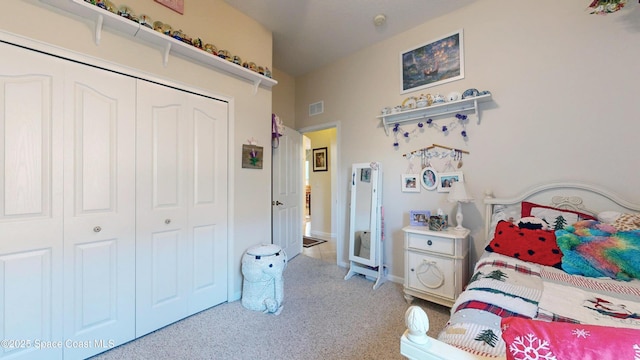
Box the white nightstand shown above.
[402,226,470,307]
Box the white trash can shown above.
[241,244,287,315]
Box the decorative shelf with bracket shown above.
[377,93,492,135]
[41,0,277,94]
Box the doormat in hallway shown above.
[303,236,327,248]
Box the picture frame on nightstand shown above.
[409,210,431,226]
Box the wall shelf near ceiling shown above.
[41,0,277,94]
[376,93,492,135]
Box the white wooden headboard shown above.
[483,181,640,244]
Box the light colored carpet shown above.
[91,255,450,360]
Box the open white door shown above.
[272,126,303,259]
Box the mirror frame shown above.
[348,162,381,267]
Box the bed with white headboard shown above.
[401,181,640,360]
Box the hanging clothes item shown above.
[272,113,284,148]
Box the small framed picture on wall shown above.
[420,167,438,191]
[437,171,463,193]
[401,174,420,193]
[312,147,328,172]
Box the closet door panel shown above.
[63,64,136,360]
[0,44,64,360]
[136,80,189,337]
[187,95,228,313]
[153,107,182,207]
[151,230,181,303]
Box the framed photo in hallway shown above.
[312,147,328,172]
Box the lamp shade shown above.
[448,181,473,203]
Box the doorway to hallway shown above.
[301,127,337,263]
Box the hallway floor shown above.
[302,239,336,263]
[301,216,336,263]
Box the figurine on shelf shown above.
[217,50,230,61]
[233,55,242,66]
[204,44,218,56]
[171,29,184,42]
[161,23,172,36]
[192,38,203,49]
[138,15,153,29]
[117,5,133,19]
[432,94,445,104]
[104,0,116,13]
[264,67,272,78]
[258,66,265,75]
[181,34,193,46]
[416,94,428,108]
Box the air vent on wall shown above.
[309,101,324,116]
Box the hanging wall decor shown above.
[242,144,263,169]
[392,113,471,148]
[400,29,464,94]
[155,0,185,14]
[587,0,628,14]
[437,171,463,193]
[402,174,421,193]
[312,147,328,172]
[420,167,438,191]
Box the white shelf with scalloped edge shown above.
[41,0,277,94]
[377,93,492,135]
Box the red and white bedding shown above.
[538,265,640,328]
[437,252,640,358]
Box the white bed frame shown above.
[400,181,640,360]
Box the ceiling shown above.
[224,0,477,77]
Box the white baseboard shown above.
[309,230,335,239]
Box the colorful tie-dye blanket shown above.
[555,220,640,281]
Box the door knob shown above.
[272,200,284,206]
[93,226,102,233]
[165,219,171,224]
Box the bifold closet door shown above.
[136,80,228,337]
[62,63,136,359]
[0,42,65,360]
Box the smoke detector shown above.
[373,14,386,27]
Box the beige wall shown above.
[272,68,296,128]
[293,0,640,281]
[3,0,274,299]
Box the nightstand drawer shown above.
[407,232,454,256]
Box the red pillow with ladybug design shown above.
[485,220,563,268]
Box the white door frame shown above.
[297,121,344,267]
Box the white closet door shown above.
[136,80,228,336]
[186,90,228,314]
[136,80,189,336]
[62,64,136,359]
[0,43,64,360]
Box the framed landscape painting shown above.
[400,29,464,94]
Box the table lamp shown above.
[447,181,474,231]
